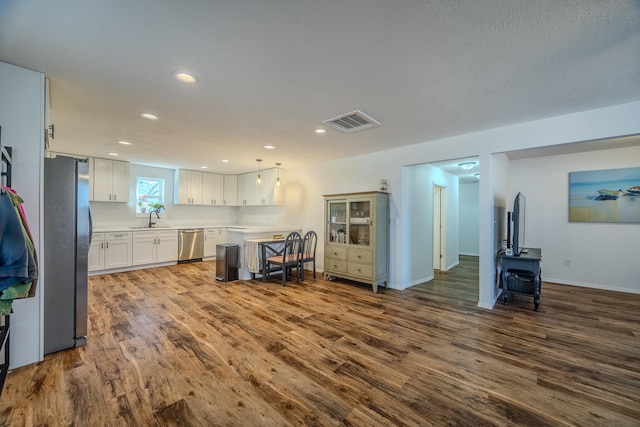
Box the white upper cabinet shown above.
[237,172,257,206]
[173,168,283,207]
[202,172,224,206]
[237,168,284,206]
[91,157,130,202]
[174,169,203,205]
[223,175,238,206]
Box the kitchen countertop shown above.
[93,224,235,233]
[92,224,301,233]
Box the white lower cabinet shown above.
[89,232,132,272]
[204,227,226,258]
[88,233,105,271]
[104,232,133,269]
[132,230,179,265]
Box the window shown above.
[136,177,165,214]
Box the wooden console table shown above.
[500,247,542,310]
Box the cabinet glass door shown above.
[349,200,371,246]
[328,200,347,243]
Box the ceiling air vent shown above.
[322,110,380,134]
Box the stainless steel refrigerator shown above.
[43,156,91,354]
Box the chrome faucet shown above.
[149,210,160,228]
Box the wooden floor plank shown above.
[1,257,640,425]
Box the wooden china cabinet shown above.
[323,191,389,293]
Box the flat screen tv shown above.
[511,192,526,256]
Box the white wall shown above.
[0,61,45,368]
[480,152,510,309]
[507,145,640,294]
[459,182,479,256]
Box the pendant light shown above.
[276,163,281,186]
[256,159,262,184]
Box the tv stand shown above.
[499,247,542,310]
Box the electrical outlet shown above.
[564,259,572,267]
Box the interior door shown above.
[433,184,447,270]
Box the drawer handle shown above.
[358,255,362,259]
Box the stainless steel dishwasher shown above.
[178,228,204,262]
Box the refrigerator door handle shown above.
[88,204,93,245]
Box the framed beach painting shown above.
[569,166,640,223]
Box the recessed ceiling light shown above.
[201,166,208,169]
[221,159,229,163]
[458,161,477,170]
[108,152,119,156]
[174,72,198,84]
[264,145,275,149]
[117,140,132,145]
[140,112,158,120]
[314,128,326,134]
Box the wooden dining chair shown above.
[299,230,318,280]
[266,231,302,286]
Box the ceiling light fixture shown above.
[221,159,229,163]
[314,128,326,134]
[458,161,477,170]
[264,145,275,149]
[256,159,262,184]
[140,112,158,120]
[108,152,119,156]
[117,140,132,145]
[201,166,208,169]
[276,162,281,186]
[173,72,198,84]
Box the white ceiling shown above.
[1,1,639,174]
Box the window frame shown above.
[135,176,165,215]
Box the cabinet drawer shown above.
[325,257,347,273]
[156,230,178,239]
[132,231,154,240]
[91,232,105,242]
[325,246,346,260]
[105,232,131,240]
[348,248,372,264]
[347,262,373,279]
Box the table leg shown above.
[501,270,509,304]
[261,245,268,283]
[533,274,541,311]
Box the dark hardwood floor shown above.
[430,254,479,303]
[1,257,639,426]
